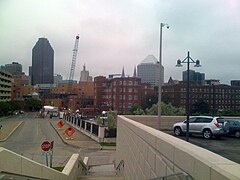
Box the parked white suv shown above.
[173,116,229,139]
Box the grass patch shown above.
[100,142,116,146]
[52,166,65,172]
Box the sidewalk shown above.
[50,119,102,150]
[0,118,23,142]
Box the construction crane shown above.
[68,35,80,94]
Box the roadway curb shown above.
[50,121,101,150]
[0,121,24,142]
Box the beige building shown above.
[0,69,12,102]
[80,64,92,82]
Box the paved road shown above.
[0,113,116,168]
[0,113,80,167]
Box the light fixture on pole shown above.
[158,22,169,130]
[176,51,201,142]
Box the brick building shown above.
[162,81,240,114]
[94,76,154,114]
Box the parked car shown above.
[225,120,240,138]
[173,116,229,139]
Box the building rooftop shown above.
[140,55,158,64]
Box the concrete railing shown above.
[64,115,116,143]
[0,147,84,179]
[116,115,240,180]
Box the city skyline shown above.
[1,0,240,84]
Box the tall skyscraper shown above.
[137,55,164,88]
[183,70,205,85]
[32,38,54,85]
[3,62,22,75]
[80,64,92,82]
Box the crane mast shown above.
[68,35,79,93]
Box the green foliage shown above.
[95,110,118,129]
[128,104,139,115]
[146,102,185,116]
[24,98,42,111]
[133,108,145,115]
[96,116,103,125]
[99,142,116,146]
[141,94,158,110]
[162,102,185,115]
[218,109,235,116]
[191,99,209,115]
[107,110,117,129]
[128,104,145,115]
[0,101,21,116]
[146,104,158,115]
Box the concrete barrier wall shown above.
[116,116,240,180]
[0,147,82,179]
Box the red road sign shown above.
[57,120,64,128]
[65,126,75,137]
[41,141,51,152]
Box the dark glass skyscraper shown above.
[32,38,54,85]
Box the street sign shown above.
[50,141,54,150]
[65,126,75,137]
[57,120,64,128]
[41,141,51,152]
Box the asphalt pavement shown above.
[0,115,103,150]
[49,118,102,150]
[0,116,23,142]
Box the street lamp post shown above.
[212,84,216,116]
[176,51,201,142]
[158,22,169,130]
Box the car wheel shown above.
[174,127,182,136]
[203,129,212,139]
[235,131,240,138]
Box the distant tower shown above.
[133,66,137,77]
[137,55,164,88]
[80,64,92,82]
[121,67,125,77]
[3,62,22,75]
[32,37,54,85]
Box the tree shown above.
[146,102,185,116]
[107,110,117,129]
[24,98,42,111]
[141,94,158,110]
[191,100,209,115]
[128,104,145,115]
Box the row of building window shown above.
[113,80,139,86]
[102,95,138,100]
[103,88,139,93]
[180,88,240,93]
[180,94,239,99]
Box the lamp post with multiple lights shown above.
[176,51,201,141]
[158,22,169,130]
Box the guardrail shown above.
[64,115,116,143]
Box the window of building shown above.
[129,88,132,92]
[128,103,132,108]
[129,95,132,100]
[134,95,138,100]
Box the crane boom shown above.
[69,35,80,82]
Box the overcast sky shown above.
[1,0,240,84]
